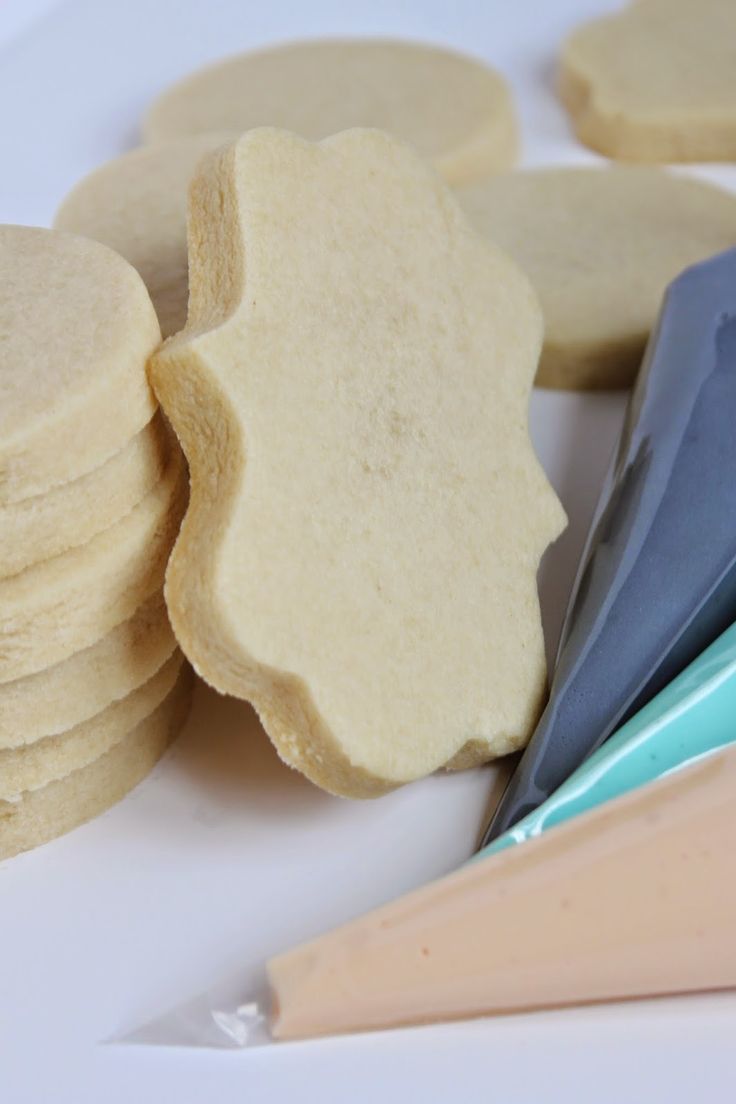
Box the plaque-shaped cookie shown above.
[151,129,564,797]
[560,0,736,163]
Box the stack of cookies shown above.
[0,225,192,860]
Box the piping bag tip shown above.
[111,975,274,1050]
[477,774,548,850]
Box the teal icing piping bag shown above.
[481,617,736,859]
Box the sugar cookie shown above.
[0,665,193,860]
[560,0,736,162]
[0,651,183,799]
[150,129,565,798]
[143,39,517,185]
[0,592,176,748]
[0,450,186,683]
[0,225,159,504]
[458,167,736,389]
[0,414,170,577]
[55,135,233,338]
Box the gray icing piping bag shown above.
[480,616,736,859]
[480,247,736,848]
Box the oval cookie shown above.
[0,225,160,504]
[0,449,187,683]
[55,135,233,338]
[143,39,518,185]
[0,665,193,860]
[0,651,183,799]
[458,166,736,389]
[0,592,176,748]
[0,413,170,578]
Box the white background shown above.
[1,2,735,1101]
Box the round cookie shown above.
[457,166,736,389]
[0,592,176,748]
[0,651,183,799]
[0,413,169,578]
[0,225,160,504]
[0,449,187,683]
[143,39,518,185]
[0,665,193,860]
[55,135,233,338]
[560,0,736,163]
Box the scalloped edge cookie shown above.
[150,129,565,797]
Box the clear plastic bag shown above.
[116,970,273,1049]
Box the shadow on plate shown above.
[537,390,627,667]
[167,677,330,819]
[474,754,516,849]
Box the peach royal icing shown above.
[268,745,736,1040]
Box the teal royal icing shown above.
[478,618,736,859]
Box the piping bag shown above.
[480,247,736,847]
[120,642,736,1046]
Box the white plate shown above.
[1,2,734,1101]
